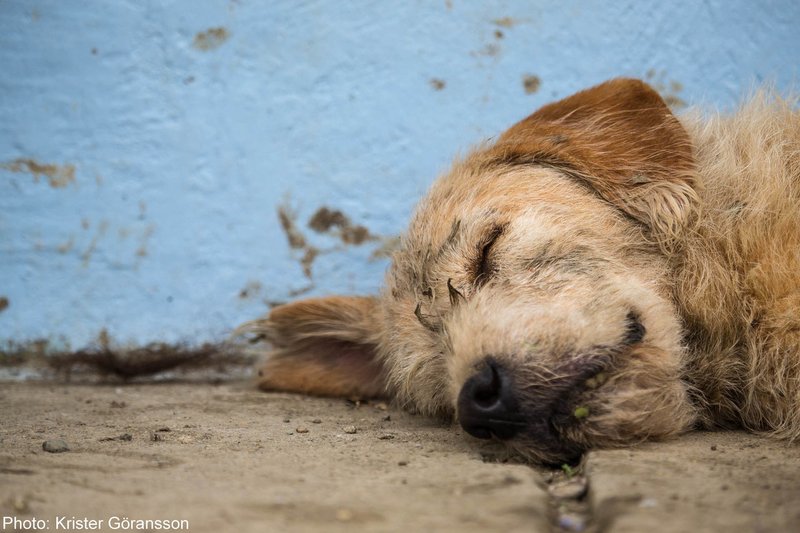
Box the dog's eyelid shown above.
[473,224,505,286]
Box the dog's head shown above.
[251,79,700,463]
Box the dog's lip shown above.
[458,414,526,440]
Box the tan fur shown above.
[243,79,800,462]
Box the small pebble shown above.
[150,432,163,442]
[312,418,322,424]
[398,460,408,466]
[283,418,291,423]
[710,445,717,451]
[296,427,309,434]
[558,513,586,532]
[639,498,658,508]
[42,439,69,453]
[110,400,126,408]
[335,509,353,522]
[100,433,133,442]
[378,434,395,440]
[11,496,29,513]
[383,415,391,422]
[343,425,357,434]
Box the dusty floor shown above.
[1,381,799,532]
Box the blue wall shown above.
[1,1,798,350]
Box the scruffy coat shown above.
[243,79,800,462]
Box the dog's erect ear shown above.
[242,296,387,399]
[491,78,698,243]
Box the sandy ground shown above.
[1,381,799,533]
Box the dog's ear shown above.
[491,78,698,243]
[242,296,387,399]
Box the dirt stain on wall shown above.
[278,205,308,250]
[277,204,318,279]
[238,281,262,300]
[277,202,398,285]
[81,220,109,267]
[192,27,230,51]
[645,69,687,109]
[1,158,76,188]
[308,206,378,245]
[522,74,541,94]
[429,78,446,91]
[0,297,9,313]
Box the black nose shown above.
[457,358,522,440]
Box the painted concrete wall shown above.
[1,1,798,350]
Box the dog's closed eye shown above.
[474,224,505,286]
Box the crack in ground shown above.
[544,459,594,532]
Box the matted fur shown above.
[241,79,800,462]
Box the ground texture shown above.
[1,382,799,532]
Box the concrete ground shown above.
[1,381,798,532]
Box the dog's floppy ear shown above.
[242,296,387,399]
[491,78,698,243]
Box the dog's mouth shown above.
[457,311,646,462]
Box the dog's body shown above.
[246,79,800,462]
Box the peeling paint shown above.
[523,74,541,94]
[1,158,76,188]
[192,27,230,51]
[0,297,9,314]
[429,78,446,91]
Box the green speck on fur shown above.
[573,406,590,419]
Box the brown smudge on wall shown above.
[0,297,9,313]
[277,203,319,279]
[300,248,318,278]
[492,17,517,28]
[308,206,378,245]
[135,225,156,258]
[523,74,541,94]
[645,69,687,109]
[238,281,263,300]
[192,27,230,51]
[429,78,446,91]
[1,158,76,188]
[81,220,109,267]
[278,206,307,249]
[369,235,402,261]
[56,236,75,254]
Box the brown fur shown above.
[240,78,800,462]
